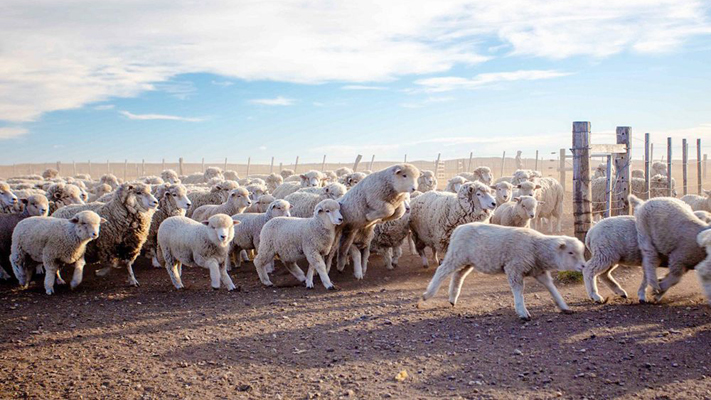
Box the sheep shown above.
[245,183,268,202]
[459,166,493,185]
[191,188,251,222]
[695,210,711,223]
[421,222,585,320]
[52,183,159,286]
[271,182,301,199]
[334,167,353,178]
[631,169,645,179]
[652,161,667,176]
[46,183,85,214]
[285,183,347,218]
[408,181,496,268]
[323,171,338,184]
[223,170,239,181]
[298,170,325,187]
[243,194,275,213]
[42,168,59,179]
[628,194,710,303]
[280,169,295,179]
[681,190,711,212]
[342,172,367,188]
[583,216,642,303]
[696,230,711,305]
[330,164,420,279]
[89,184,112,202]
[253,199,343,289]
[272,171,325,198]
[74,174,91,180]
[157,214,238,290]
[593,163,610,179]
[230,199,291,269]
[204,166,224,181]
[99,174,120,189]
[0,195,50,280]
[650,174,677,197]
[186,180,240,218]
[417,170,438,192]
[444,176,468,193]
[490,196,539,228]
[492,181,514,206]
[0,182,19,212]
[141,175,164,185]
[246,177,266,186]
[516,177,564,232]
[369,191,421,270]
[144,183,191,268]
[10,210,104,294]
[160,169,181,184]
[260,173,282,193]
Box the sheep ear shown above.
[233,220,240,226]
[201,220,210,226]
[53,192,62,199]
[468,186,474,193]
[538,201,545,205]
[316,206,323,214]
[69,217,79,224]
[558,242,566,250]
[100,218,108,224]
[535,185,542,190]
[516,184,522,189]
[21,198,28,205]
[489,185,497,190]
[514,197,521,203]
[394,167,403,175]
[300,174,308,180]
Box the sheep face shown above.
[553,238,586,272]
[475,167,493,184]
[255,195,276,212]
[124,183,159,211]
[228,188,252,208]
[516,181,541,197]
[246,185,266,201]
[459,182,496,211]
[268,200,291,218]
[516,195,539,219]
[323,183,346,200]
[493,182,513,203]
[167,184,191,210]
[314,199,343,226]
[345,172,366,188]
[391,164,420,194]
[23,195,49,216]
[300,171,323,188]
[418,171,435,188]
[448,176,467,193]
[51,184,85,207]
[202,214,238,246]
[70,211,105,241]
[0,183,18,208]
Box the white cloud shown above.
[342,85,388,91]
[0,127,28,139]
[119,110,204,122]
[94,104,115,110]
[0,1,709,122]
[249,96,295,106]
[258,145,267,150]
[400,96,455,108]
[154,81,196,100]
[415,70,572,92]
[211,80,234,87]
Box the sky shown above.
[1,0,711,165]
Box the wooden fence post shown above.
[534,150,539,171]
[353,155,363,172]
[270,157,275,174]
[613,126,631,216]
[697,139,702,195]
[321,155,327,172]
[107,160,110,174]
[500,151,506,177]
[559,149,566,192]
[644,133,651,199]
[682,138,688,195]
[72,161,77,177]
[223,158,228,172]
[404,154,407,163]
[515,150,523,170]
[201,158,205,173]
[667,138,673,197]
[369,155,375,171]
[604,155,613,218]
[294,156,299,173]
[467,152,473,171]
[572,121,592,243]
[246,157,251,177]
[279,162,283,173]
[179,157,184,176]
[162,158,165,172]
[123,159,128,181]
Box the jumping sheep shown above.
[11,210,104,294]
[191,187,251,222]
[417,170,438,192]
[490,196,539,228]
[157,214,238,290]
[253,199,343,289]
[409,181,496,268]
[421,223,585,320]
[0,195,49,280]
[144,183,192,268]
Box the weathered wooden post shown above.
[353,155,363,171]
[559,149,566,192]
[697,139,703,195]
[667,138,673,197]
[404,154,407,163]
[179,157,184,175]
[321,155,326,172]
[534,150,539,171]
[246,157,251,177]
[88,160,92,177]
[294,156,299,173]
[123,159,128,181]
[500,151,506,177]
[270,157,275,174]
[201,158,205,173]
[644,133,651,199]
[682,138,689,195]
[434,153,441,170]
[613,126,631,216]
[162,158,165,171]
[604,155,613,218]
[467,152,473,171]
[223,158,227,172]
[572,121,592,243]
[278,162,283,173]
[369,155,375,171]
[106,160,110,174]
[650,143,654,164]
[515,150,523,170]
[72,161,77,177]
[56,161,61,174]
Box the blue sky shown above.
[1,0,710,164]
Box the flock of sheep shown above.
[0,160,710,320]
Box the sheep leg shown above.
[0,266,10,280]
[306,253,336,290]
[283,262,306,283]
[432,249,440,265]
[582,257,609,304]
[207,260,221,289]
[42,258,58,295]
[165,259,184,289]
[361,241,372,275]
[349,245,363,280]
[600,265,628,299]
[637,266,649,303]
[696,261,711,306]
[640,248,662,295]
[125,261,140,287]
[337,230,358,273]
[407,232,417,255]
[151,255,162,269]
[55,270,66,285]
[422,259,457,301]
[240,250,250,263]
[252,254,274,287]
[654,259,687,302]
[506,270,531,320]
[326,229,342,273]
[10,252,29,288]
[219,262,236,291]
[70,258,86,289]
[535,271,572,314]
[448,266,474,306]
[383,248,394,270]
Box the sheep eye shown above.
[402,175,407,178]
[326,210,330,213]
[568,252,573,255]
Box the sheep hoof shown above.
[593,297,608,304]
[560,309,574,315]
[327,285,339,291]
[449,301,456,307]
[212,286,220,290]
[128,278,140,287]
[519,315,532,322]
[45,288,54,295]
[619,293,628,299]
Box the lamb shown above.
[696,230,711,305]
[444,176,468,193]
[223,170,239,181]
[650,174,677,197]
[144,183,192,268]
[342,172,367,188]
[230,199,291,268]
[285,183,347,218]
[244,194,275,213]
[160,169,181,184]
[695,210,711,223]
[186,180,240,217]
[46,183,85,214]
[245,183,268,202]
[515,177,564,232]
[369,192,421,270]
[490,196,539,228]
[330,164,419,279]
[280,169,295,179]
[272,171,325,198]
[74,174,91,180]
[10,210,104,294]
[141,175,164,185]
[99,174,120,189]
[42,168,59,179]
[191,187,251,222]
[421,223,585,320]
[417,170,438,192]
[652,161,667,176]
[323,171,338,184]
[631,169,645,179]
[681,190,711,212]
[264,173,283,193]
[253,199,343,289]
[628,195,710,303]
[492,181,514,206]
[89,183,113,202]
[583,216,642,303]
[335,167,353,177]
[409,181,496,268]
[52,183,159,286]
[459,167,493,185]
[0,182,19,212]
[157,214,238,290]
[0,195,50,280]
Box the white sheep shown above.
[492,181,513,206]
[341,172,367,188]
[141,175,164,185]
[421,222,585,320]
[74,174,91,180]
[681,190,711,212]
[244,194,276,213]
[46,183,85,214]
[458,166,493,185]
[99,174,120,190]
[285,183,347,218]
[696,230,711,305]
[157,214,238,290]
[11,210,104,294]
[490,195,539,228]
[409,181,496,268]
[583,216,642,303]
[160,169,181,184]
[369,192,421,270]
[245,183,268,202]
[223,170,239,181]
[516,177,564,232]
[89,183,112,202]
[186,180,240,217]
[0,182,19,212]
[253,199,343,289]
[144,183,192,268]
[191,187,251,222]
[42,168,59,179]
[417,170,438,192]
[264,173,283,193]
[230,199,291,269]
[0,195,50,280]
[650,174,677,197]
[444,176,468,193]
[335,167,353,177]
[695,210,711,223]
[628,195,709,303]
